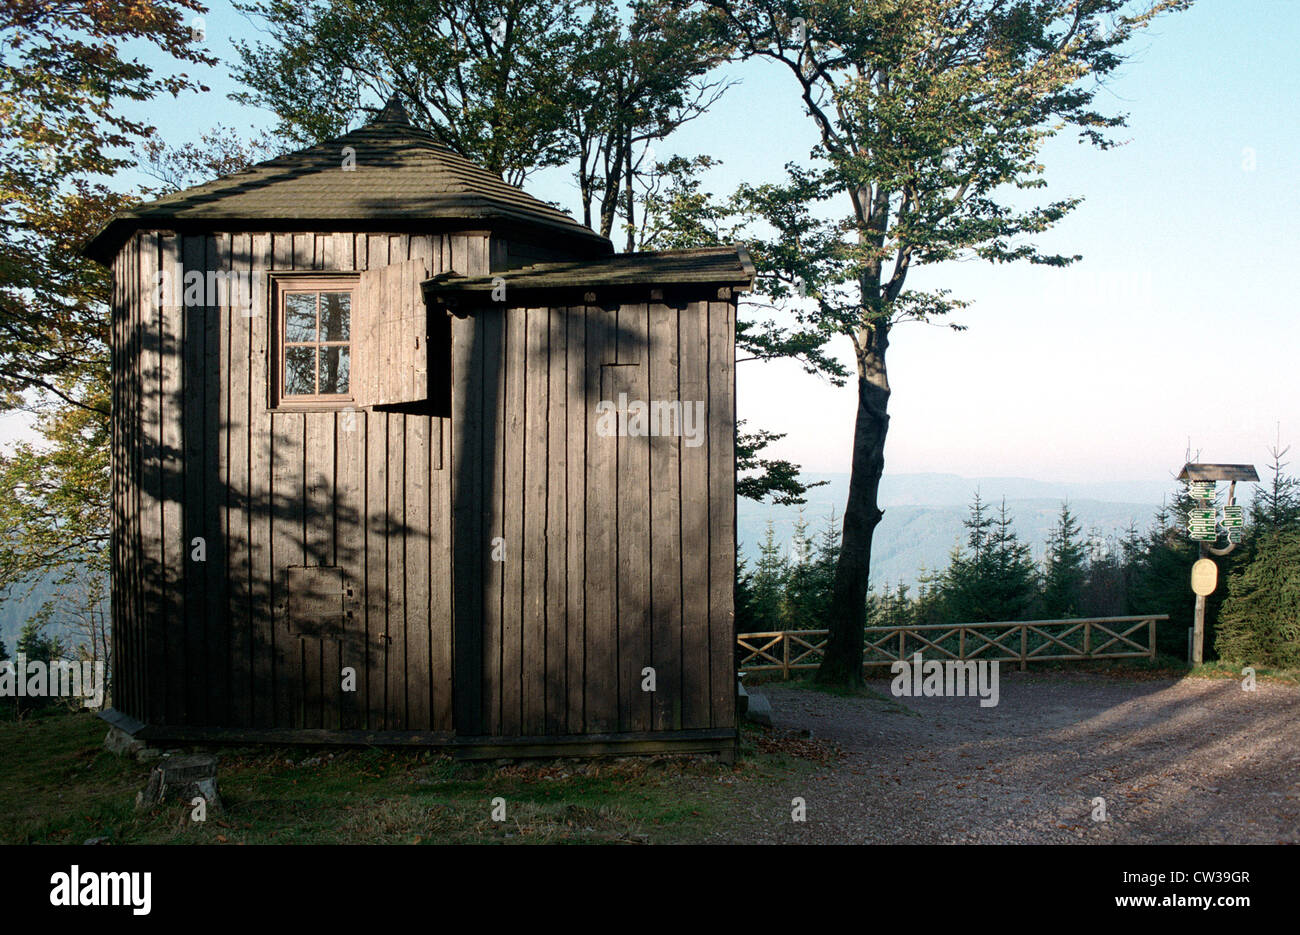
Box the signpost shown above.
[1176,463,1260,665]
[1190,558,1218,596]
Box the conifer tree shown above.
[1215,527,1300,668]
[1042,503,1087,617]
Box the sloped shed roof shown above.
[84,97,612,263]
[423,245,755,305]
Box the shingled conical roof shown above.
[85,96,611,263]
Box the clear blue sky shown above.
[6,0,1295,487]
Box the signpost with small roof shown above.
[1176,462,1259,665]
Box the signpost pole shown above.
[1179,464,1259,668]
[1192,541,1207,665]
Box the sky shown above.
[7,0,1296,488]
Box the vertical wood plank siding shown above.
[111,229,737,738]
[110,230,470,730]
[450,298,736,734]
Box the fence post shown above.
[782,633,790,681]
[1020,625,1027,672]
[959,627,965,660]
[1148,617,1156,661]
[1084,620,1091,657]
[899,629,905,665]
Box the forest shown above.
[737,449,1300,667]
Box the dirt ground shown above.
[704,672,1300,844]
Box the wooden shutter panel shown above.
[358,257,430,407]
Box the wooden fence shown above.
[736,615,1170,679]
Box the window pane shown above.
[284,346,316,395]
[320,346,350,394]
[321,292,351,341]
[285,293,317,342]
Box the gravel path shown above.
[707,672,1300,844]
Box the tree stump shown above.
[135,754,223,814]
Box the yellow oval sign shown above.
[1191,558,1218,596]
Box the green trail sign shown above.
[1177,462,1260,666]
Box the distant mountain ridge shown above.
[738,471,1249,590]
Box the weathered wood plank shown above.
[450,314,483,734]
[261,233,293,726]
[181,235,207,725]
[564,306,586,734]
[364,410,388,730]
[334,239,363,732]
[405,414,431,729]
[248,234,276,726]
[159,233,186,725]
[385,412,407,729]
[545,307,568,734]
[429,410,453,731]
[303,411,335,728]
[500,306,526,736]
[585,306,618,733]
[450,234,469,275]
[708,300,736,728]
[226,233,253,727]
[293,232,313,272]
[334,406,363,731]
[271,410,305,726]
[206,232,230,726]
[481,308,506,734]
[617,304,651,732]
[521,307,549,735]
[648,301,683,731]
[678,300,710,729]
[470,234,490,277]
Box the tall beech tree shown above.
[0,0,213,620]
[1,0,214,412]
[231,0,730,235]
[691,0,1189,686]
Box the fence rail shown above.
[737,615,1170,679]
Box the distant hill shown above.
[0,471,1247,637]
[0,572,59,653]
[738,471,1243,589]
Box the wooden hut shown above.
[85,98,752,758]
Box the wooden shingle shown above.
[84,98,611,263]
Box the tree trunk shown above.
[816,345,890,688]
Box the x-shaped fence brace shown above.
[737,616,1169,678]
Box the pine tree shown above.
[1042,503,1087,617]
[987,499,1039,622]
[783,509,822,629]
[748,520,790,629]
[1215,527,1300,668]
[1081,528,1126,617]
[1250,439,1300,533]
[735,554,757,635]
[940,494,1036,623]
[964,490,994,561]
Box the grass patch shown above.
[1184,660,1300,684]
[0,709,807,845]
